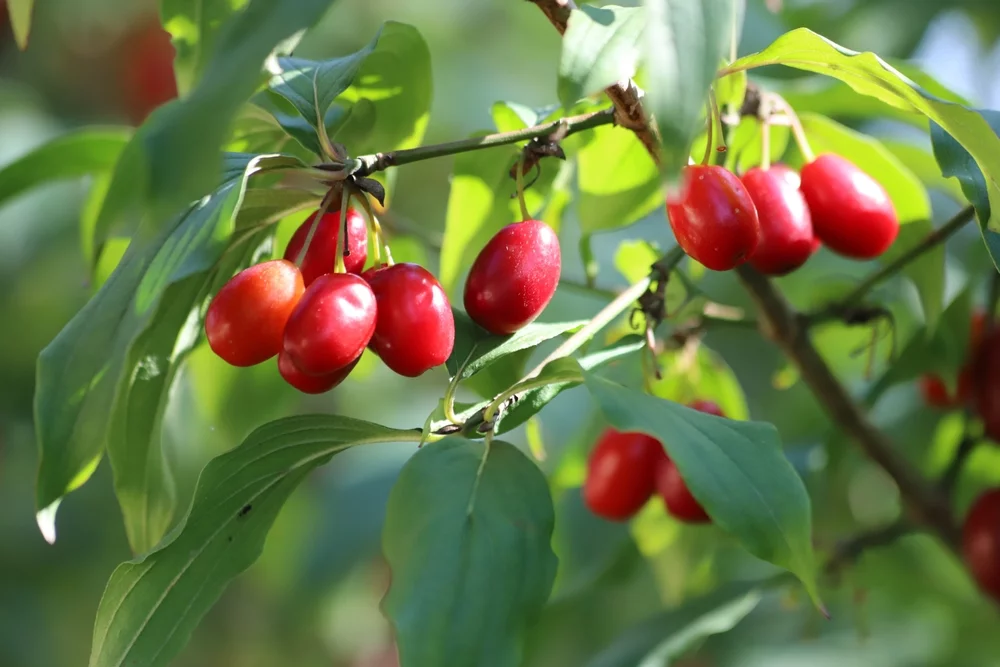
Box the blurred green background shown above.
[5,0,1000,665]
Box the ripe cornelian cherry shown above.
[667,165,761,271]
[205,260,304,367]
[282,273,377,376]
[583,429,665,521]
[799,154,898,259]
[464,219,561,335]
[366,263,455,377]
[963,488,1000,601]
[656,458,710,523]
[688,399,724,417]
[741,165,815,276]
[283,208,368,285]
[278,351,360,394]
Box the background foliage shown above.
[4,0,1000,666]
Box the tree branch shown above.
[736,265,961,552]
[347,107,616,176]
[528,0,662,164]
[824,521,913,575]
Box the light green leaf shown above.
[723,116,790,173]
[90,415,419,667]
[382,438,557,667]
[585,375,820,607]
[797,113,940,327]
[643,0,740,173]
[0,127,131,210]
[558,5,645,109]
[34,154,298,542]
[161,0,251,95]
[577,124,662,234]
[8,0,32,50]
[649,345,749,421]
[881,139,967,204]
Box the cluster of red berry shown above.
[668,154,899,273]
[204,207,562,392]
[582,400,725,523]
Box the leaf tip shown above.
[36,498,60,544]
[819,603,831,620]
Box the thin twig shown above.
[736,265,961,552]
[940,429,978,495]
[825,521,913,575]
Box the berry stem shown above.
[295,188,337,267]
[760,116,772,171]
[353,190,382,265]
[348,107,616,177]
[700,89,717,166]
[334,185,351,274]
[768,93,815,163]
[515,152,531,221]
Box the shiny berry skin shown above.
[799,154,899,259]
[688,399,725,417]
[741,165,815,276]
[464,219,561,335]
[656,458,710,523]
[583,429,666,521]
[278,351,359,394]
[283,208,368,285]
[366,263,455,377]
[667,165,761,271]
[204,260,304,367]
[963,488,1000,601]
[282,273,377,376]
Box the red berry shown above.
[278,351,359,394]
[740,165,815,276]
[667,165,761,271]
[920,375,957,408]
[464,219,561,335]
[583,429,665,521]
[799,154,898,260]
[204,260,304,367]
[688,399,725,417]
[282,273,377,376]
[656,457,710,523]
[119,19,178,125]
[365,263,455,377]
[283,209,368,285]
[963,488,1000,601]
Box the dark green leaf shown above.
[0,127,131,209]
[584,375,820,605]
[8,0,32,49]
[382,438,557,667]
[161,0,250,94]
[34,154,295,542]
[90,415,419,667]
[584,580,767,667]
[558,5,645,109]
[643,0,740,173]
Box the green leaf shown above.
[796,113,940,326]
[382,438,557,667]
[438,138,518,295]
[649,345,749,421]
[577,124,662,234]
[881,139,967,204]
[0,127,132,210]
[584,580,768,667]
[34,154,294,542]
[89,415,419,667]
[558,5,645,109]
[643,0,740,173]
[95,0,338,245]
[447,313,588,381]
[930,109,1000,264]
[730,29,1000,263]
[8,0,32,50]
[161,0,250,95]
[585,375,820,607]
[723,116,790,173]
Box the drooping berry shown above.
[583,429,665,521]
[799,154,898,260]
[283,208,368,285]
[667,165,761,271]
[741,165,815,276]
[963,488,1000,601]
[205,260,304,367]
[282,273,377,376]
[366,263,455,377]
[278,351,359,394]
[464,219,561,335]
